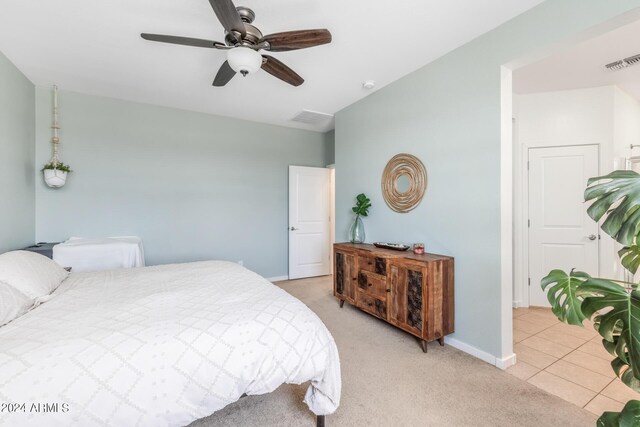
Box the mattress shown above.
[0,261,341,426]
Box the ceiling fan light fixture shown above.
[227,47,262,77]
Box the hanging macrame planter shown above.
[43,85,71,188]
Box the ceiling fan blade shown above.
[261,29,331,52]
[213,61,236,86]
[261,55,304,87]
[141,33,227,49]
[208,0,246,40]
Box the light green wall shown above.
[335,0,640,359]
[0,51,35,253]
[324,130,335,165]
[35,89,327,278]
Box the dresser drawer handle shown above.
[368,283,372,287]
[368,262,372,265]
[386,289,391,292]
[367,302,373,307]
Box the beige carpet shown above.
[190,276,596,427]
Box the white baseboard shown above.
[267,275,289,282]
[512,300,522,308]
[446,337,515,370]
[496,353,517,369]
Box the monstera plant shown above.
[542,171,640,426]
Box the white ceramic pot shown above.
[44,169,68,188]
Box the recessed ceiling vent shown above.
[605,54,640,71]
[291,109,334,125]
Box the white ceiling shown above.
[0,0,544,132]
[514,18,640,100]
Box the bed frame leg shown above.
[317,415,325,427]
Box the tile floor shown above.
[507,307,640,416]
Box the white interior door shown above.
[289,166,331,280]
[528,145,599,307]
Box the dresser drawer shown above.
[357,271,388,300]
[358,254,387,275]
[357,293,387,320]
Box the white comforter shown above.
[0,261,341,426]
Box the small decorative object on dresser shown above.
[349,193,371,243]
[413,243,425,255]
[334,242,454,352]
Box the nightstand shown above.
[22,242,60,259]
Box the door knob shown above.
[290,226,299,231]
[587,234,597,241]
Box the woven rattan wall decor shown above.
[381,153,427,213]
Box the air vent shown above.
[291,109,334,125]
[605,53,640,71]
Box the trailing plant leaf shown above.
[579,279,640,382]
[352,193,371,217]
[597,400,640,427]
[584,171,640,246]
[540,270,589,326]
[41,162,72,173]
[619,246,640,275]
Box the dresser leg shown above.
[437,337,445,346]
[419,339,428,353]
[339,300,345,308]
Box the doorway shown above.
[502,12,640,414]
[288,165,333,280]
[527,145,600,307]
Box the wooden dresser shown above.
[333,243,454,352]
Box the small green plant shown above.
[349,193,371,243]
[42,162,72,173]
[352,193,371,217]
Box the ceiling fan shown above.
[141,0,332,87]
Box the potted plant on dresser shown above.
[542,170,640,426]
[349,193,371,243]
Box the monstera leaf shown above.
[597,400,640,427]
[611,357,640,393]
[585,171,640,246]
[541,270,590,326]
[542,170,640,423]
[620,246,640,275]
[580,279,640,383]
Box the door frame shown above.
[328,164,336,274]
[515,143,600,308]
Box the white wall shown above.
[614,87,640,162]
[34,89,329,278]
[513,86,640,306]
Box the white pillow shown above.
[0,281,33,327]
[0,250,69,299]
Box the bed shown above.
[0,253,341,427]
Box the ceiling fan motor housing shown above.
[225,23,263,46]
[224,7,262,47]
